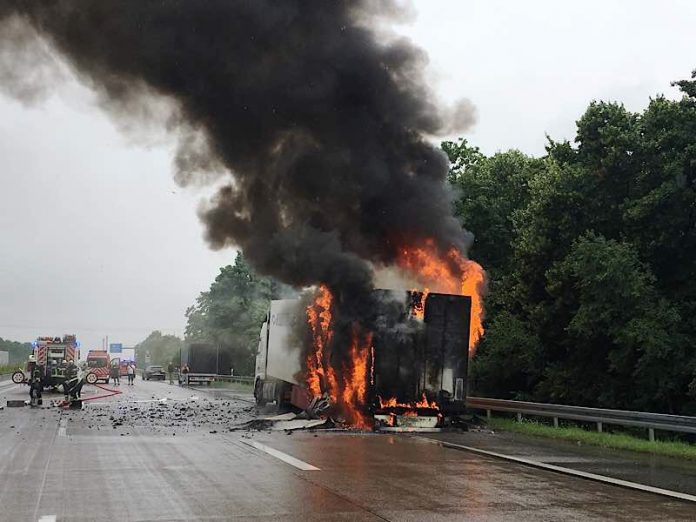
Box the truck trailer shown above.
[180,342,230,385]
[254,291,472,420]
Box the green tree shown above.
[443,139,539,275]
[539,234,683,412]
[0,337,32,365]
[470,312,542,400]
[452,70,696,415]
[185,252,276,374]
[134,331,183,368]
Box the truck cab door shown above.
[255,321,268,381]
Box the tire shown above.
[275,382,286,410]
[254,379,267,407]
[86,373,98,384]
[105,378,109,385]
[11,371,25,384]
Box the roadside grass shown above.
[487,416,696,461]
[0,364,17,376]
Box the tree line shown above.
[0,337,32,367]
[135,252,277,374]
[451,71,696,415]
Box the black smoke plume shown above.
[0,1,476,370]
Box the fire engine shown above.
[86,350,111,384]
[32,335,80,389]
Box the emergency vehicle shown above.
[119,359,135,377]
[32,335,80,389]
[85,350,111,384]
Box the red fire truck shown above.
[85,350,111,384]
[33,335,80,389]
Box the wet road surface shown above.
[429,429,696,497]
[1,379,695,521]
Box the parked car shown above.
[142,365,166,380]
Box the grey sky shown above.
[1,1,695,351]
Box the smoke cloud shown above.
[0,0,476,334]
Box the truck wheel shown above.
[11,371,25,384]
[254,380,267,407]
[275,382,287,410]
[86,373,98,384]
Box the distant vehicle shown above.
[179,343,228,386]
[85,350,111,384]
[119,360,135,377]
[143,365,166,380]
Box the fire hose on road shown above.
[55,382,123,408]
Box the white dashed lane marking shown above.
[242,440,320,471]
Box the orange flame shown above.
[396,239,486,354]
[305,285,336,401]
[306,285,372,428]
[378,393,439,410]
[411,288,429,320]
[340,326,372,428]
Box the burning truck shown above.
[255,289,473,430]
[255,244,485,430]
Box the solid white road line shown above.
[419,436,696,504]
[38,516,57,522]
[242,440,320,471]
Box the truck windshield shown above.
[87,359,107,368]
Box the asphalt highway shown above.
[1,378,694,521]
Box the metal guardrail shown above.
[172,373,254,385]
[207,375,254,384]
[467,396,696,441]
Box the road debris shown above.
[72,396,257,435]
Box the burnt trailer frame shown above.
[370,291,471,416]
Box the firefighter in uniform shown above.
[63,360,84,406]
[29,357,43,407]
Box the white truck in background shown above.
[254,299,306,408]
